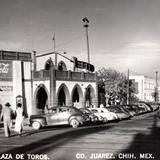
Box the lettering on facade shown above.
[0,86,13,91]
[73,57,95,72]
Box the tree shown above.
[97,68,138,105]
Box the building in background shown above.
[129,75,160,102]
[0,50,98,116]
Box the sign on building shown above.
[0,61,13,79]
[73,57,95,72]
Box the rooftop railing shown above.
[33,69,97,82]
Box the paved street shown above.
[0,111,160,160]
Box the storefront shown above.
[0,50,32,116]
[0,50,98,116]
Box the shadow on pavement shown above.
[0,124,113,157]
[114,114,160,160]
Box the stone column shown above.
[50,67,57,108]
[66,99,72,106]
[93,82,99,108]
[80,98,85,108]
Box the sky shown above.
[0,0,160,78]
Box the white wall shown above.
[36,53,74,71]
[130,75,160,102]
[130,75,144,100]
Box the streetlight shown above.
[82,17,90,64]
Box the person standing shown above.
[0,103,2,115]
[14,103,24,136]
[0,102,13,137]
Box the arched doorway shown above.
[72,85,83,108]
[58,87,66,106]
[85,85,95,107]
[36,87,48,111]
[57,84,71,106]
[72,87,79,102]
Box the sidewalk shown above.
[0,118,32,132]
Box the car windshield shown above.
[80,109,91,114]
[91,109,98,113]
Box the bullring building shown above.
[0,50,98,116]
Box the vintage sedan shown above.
[30,106,88,129]
[98,107,119,121]
[87,108,107,122]
[136,102,153,113]
[79,108,99,122]
[106,106,131,120]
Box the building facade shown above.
[0,50,98,116]
[130,75,160,102]
[0,50,32,115]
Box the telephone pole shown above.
[155,71,159,102]
[52,33,57,68]
[127,69,130,105]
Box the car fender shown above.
[68,115,84,124]
[31,117,47,126]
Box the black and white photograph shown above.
[0,0,160,160]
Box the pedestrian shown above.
[0,103,2,115]
[14,103,24,136]
[0,99,2,115]
[0,102,13,137]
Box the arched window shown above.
[44,59,54,70]
[58,61,67,71]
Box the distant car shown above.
[119,105,137,116]
[88,107,117,122]
[79,108,99,122]
[136,102,153,113]
[129,104,143,115]
[87,108,107,122]
[106,106,131,120]
[147,102,160,111]
[99,107,119,121]
[30,106,88,129]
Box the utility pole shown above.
[82,17,90,64]
[52,33,57,68]
[155,71,159,102]
[127,69,130,105]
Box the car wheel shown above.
[32,121,41,130]
[70,119,80,128]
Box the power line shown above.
[56,34,84,48]
[36,34,84,54]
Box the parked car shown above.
[129,104,144,115]
[105,106,131,120]
[79,108,99,122]
[30,106,88,129]
[147,102,160,111]
[99,107,119,121]
[119,105,137,116]
[88,108,117,122]
[87,108,107,122]
[136,102,153,113]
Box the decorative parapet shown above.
[33,69,97,82]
